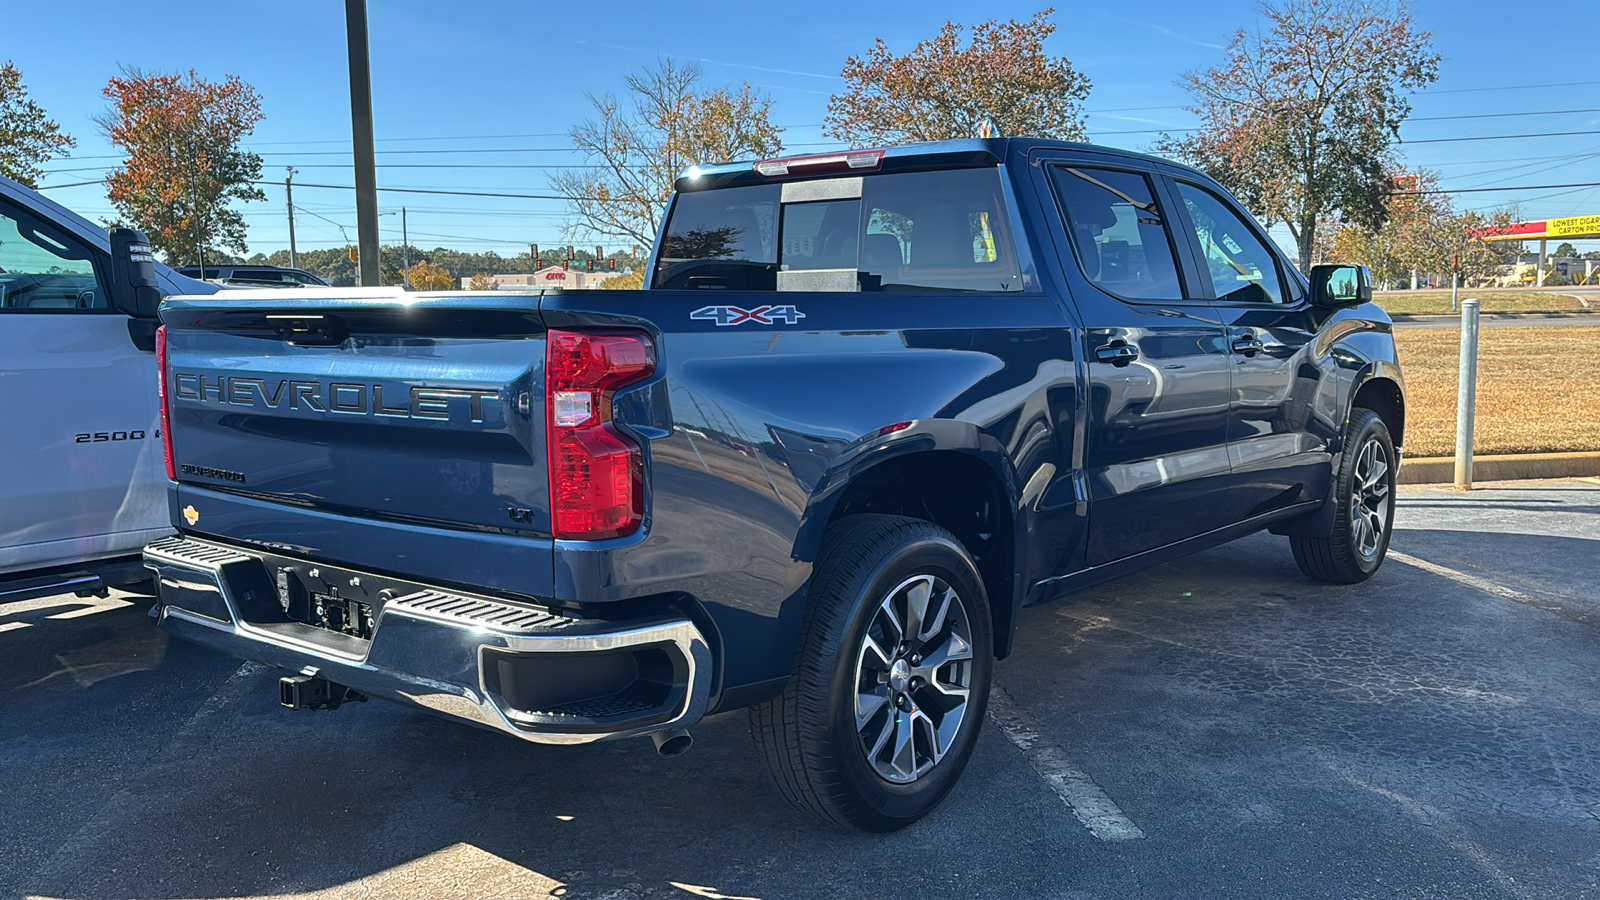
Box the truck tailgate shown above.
[160,292,554,596]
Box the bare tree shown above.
[553,59,784,249]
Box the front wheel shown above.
[749,514,993,832]
[1291,408,1397,583]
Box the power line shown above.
[1409,107,1600,122]
[1403,130,1600,145]
[251,180,588,201]
[1395,180,1600,196]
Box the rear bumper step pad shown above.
[143,535,711,744]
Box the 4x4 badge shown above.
[690,304,805,327]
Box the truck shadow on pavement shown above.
[10,525,1600,899]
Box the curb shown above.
[1399,451,1600,485]
[1389,310,1596,322]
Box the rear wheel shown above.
[749,514,993,832]
[1291,408,1396,583]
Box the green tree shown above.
[826,9,1091,147]
[0,61,75,188]
[1159,0,1440,271]
[554,59,784,250]
[1553,242,1578,258]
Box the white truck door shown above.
[0,197,168,575]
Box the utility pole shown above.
[401,206,409,281]
[345,0,380,287]
[285,167,299,269]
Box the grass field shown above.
[1393,326,1600,457]
[1374,290,1591,316]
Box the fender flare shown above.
[1271,361,1405,539]
[789,419,1028,657]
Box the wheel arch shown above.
[1350,368,1405,454]
[794,426,1024,659]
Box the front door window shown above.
[0,202,108,311]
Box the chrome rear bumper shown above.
[143,536,712,745]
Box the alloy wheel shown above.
[852,574,975,784]
[1350,436,1392,562]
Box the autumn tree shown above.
[554,59,784,250]
[1328,168,1518,287]
[1159,0,1439,271]
[826,9,1090,147]
[0,62,75,188]
[467,272,496,291]
[599,269,644,290]
[97,67,266,263]
[407,260,454,291]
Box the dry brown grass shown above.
[1394,326,1600,457]
[1374,290,1589,316]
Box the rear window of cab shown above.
[653,168,1023,293]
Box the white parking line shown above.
[1387,549,1581,621]
[987,684,1146,841]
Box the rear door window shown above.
[1047,166,1185,301]
[652,167,1022,292]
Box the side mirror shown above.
[1309,264,1372,307]
[109,228,163,319]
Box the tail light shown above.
[546,329,655,540]
[156,325,175,481]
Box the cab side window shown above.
[0,201,108,311]
[1048,166,1185,301]
[1172,182,1287,305]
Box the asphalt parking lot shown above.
[4,478,1598,900]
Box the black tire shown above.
[1292,409,1397,583]
[749,514,993,832]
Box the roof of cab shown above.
[673,136,1205,192]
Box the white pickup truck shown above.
[0,174,217,603]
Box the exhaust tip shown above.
[650,728,693,758]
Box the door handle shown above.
[1231,336,1264,357]
[1095,342,1139,366]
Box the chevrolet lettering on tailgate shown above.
[171,374,500,423]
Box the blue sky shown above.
[9,0,1598,259]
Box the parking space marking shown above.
[1388,549,1591,624]
[987,684,1146,841]
[0,594,135,633]
[18,661,266,896]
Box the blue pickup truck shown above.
[141,138,1403,832]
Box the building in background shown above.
[460,266,627,290]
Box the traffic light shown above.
[561,259,569,270]
[530,243,539,263]
[585,259,595,271]
[608,258,616,271]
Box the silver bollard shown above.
[1453,297,1480,490]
